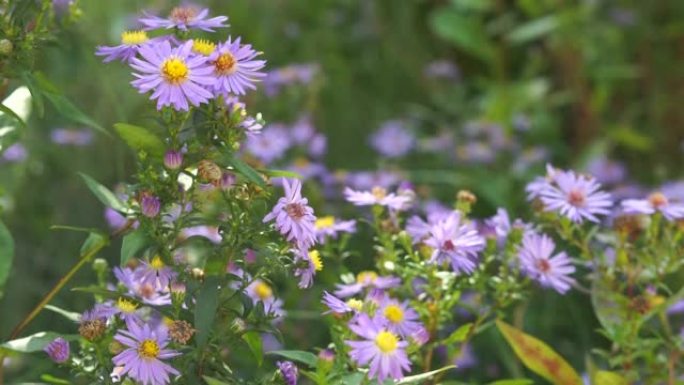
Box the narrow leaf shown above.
[44,305,81,322]
[195,276,220,347]
[227,155,266,187]
[507,15,559,44]
[242,331,263,366]
[1,332,76,353]
[121,229,149,266]
[496,320,582,385]
[80,231,107,256]
[430,9,495,62]
[113,123,165,157]
[0,220,15,297]
[267,350,318,368]
[43,92,108,135]
[488,380,534,385]
[444,323,473,344]
[203,376,230,385]
[396,365,456,384]
[0,103,26,129]
[78,172,130,213]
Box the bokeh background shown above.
[1,0,684,382]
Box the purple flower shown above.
[345,171,401,190]
[622,192,684,221]
[50,128,94,146]
[277,361,298,385]
[346,313,411,382]
[263,178,317,249]
[181,225,222,244]
[378,298,424,339]
[139,6,228,32]
[163,150,183,169]
[135,256,177,290]
[485,208,531,242]
[370,121,414,158]
[141,195,161,218]
[334,271,400,298]
[2,143,27,162]
[518,232,575,294]
[586,156,626,186]
[263,63,319,96]
[314,216,356,243]
[245,124,292,164]
[406,210,451,244]
[533,167,613,223]
[114,267,171,306]
[44,337,70,363]
[208,37,266,96]
[94,297,143,326]
[425,211,485,274]
[344,186,412,211]
[453,343,477,370]
[293,249,322,289]
[113,322,180,385]
[423,60,460,80]
[96,30,152,63]
[246,279,285,320]
[322,291,356,314]
[131,40,214,111]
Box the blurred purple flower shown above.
[139,6,228,32]
[50,128,93,146]
[2,143,27,162]
[277,361,298,385]
[245,124,292,164]
[344,186,412,211]
[370,121,414,158]
[622,192,684,221]
[335,271,400,298]
[586,157,626,186]
[423,59,460,80]
[44,337,70,363]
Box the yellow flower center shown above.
[121,30,148,45]
[138,339,160,359]
[346,299,363,311]
[214,52,237,75]
[116,297,138,314]
[150,256,165,270]
[254,281,273,300]
[192,39,216,56]
[384,305,404,324]
[375,331,398,353]
[161,58,189,84]
[310,250,323,271]
[371,186,387,200]
[315,216,336,229]
[356,271,378,284]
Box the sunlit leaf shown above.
[44,305,81,322]
[1,332,76,353]
[114,123,165,158]
[507,15,560,44]
[80,231,107,256]
[444,323,473,344]
[79,172,130,213]
[496,320,582,385]
[429,9,495,62]
[396,365,456,384]
[227,155,266,187]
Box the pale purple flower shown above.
[322,291,355,314]
[660,181,684,202]
[586,157,626,185]
[131,40,214,111]
[181,226,222,244]
[334,271,400,298]
[163,150,183,169]
[346,313,411,382]
[96,30,157,63]
[370,121,414,158]
[263,178,316,249]
[293,249,321,289]
[208,37,266,96]
[424,59,460,80]
[44,337,70,363]
[622,192,684,221]
[406,210,452,244]
[457,142,495,163]
[135,256,177,290]
[277,361,298,385]
[244,124,292,164]
[94,298,143,327]
[139,6,228,32]
[246,279,285,320]
[518,232,575,294]
[453,343,477,370]
[50,128,94,146]
[485,208,532,242]
[114,267,171,306]
[378,298,424,339]
[141,195,161,218]
[113,322,180,385]
[308,133,327,158]
[314,216,356,242]
[2,143,27,162]
[290,115,315,145]
[425,211,485,274]
[263,63,318,96]
[345,171,401,190]
[344,186,412,211]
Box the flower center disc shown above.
[384,305,404,323]
[535,258,551,273]
[170,6,198,24]
[285,203,306,219]
[375,331,398,353]
[161,58,189,84]
[254,282,273,300]
[117,297,138,313]
[214,53,237,75]
[138,339,160,359]
[567,189,586,207]
[121,30,148,45]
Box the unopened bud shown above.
[198,160,222,184]
[457,190,477,204]
[79,319,106,341]
[0,39,13,55]
[164,150,183,170]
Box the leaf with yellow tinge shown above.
[592,371,627,385]
[496,320,582,385]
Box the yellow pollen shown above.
[162,316,175,327]
[116,297,138,314]
[213,52,237,75]
[371,186,387,200]
[254,281,273,300]
[138,339,160,359]
[375,331,399,353]
[315,216,336,229]
[384,305,404,324]
[121,30,148,45]
[356,271,378,284]
[309,250,323,272]
[150,256,165,270]
[161,58,189,84]
[192,39,216,56]
[346,299,363,311]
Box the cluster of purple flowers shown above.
[96,6,265,111]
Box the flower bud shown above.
[0,39,13,55]
[277,361,299,385]
[198,160,222,184]
[164,150,183,170]
[44,337,70,363]
[140,194,161,218]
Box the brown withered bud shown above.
[614,215,642,241]
[79,319,106,341]
[168,320,195,344]
[457,190,477,204]
[629,295,651,315]
[197,160,223,184]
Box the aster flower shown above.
[208,37,266,96]
[518,232,575,294]
[113,322,180,385]
[141,195,161,218]
[484,208,532,242]
[114,267,171,306]
[370,120,414,158]
[96,30,152,63]
[378,298,424,338]
[622,192,684,221]
[346,313,411,382]
[314,216,356,242]
[405,210,451,244]
[334,271,401,298]
[246,279,285,320]
[535,167,613,223]
[425,211,485,274]
[245,124,292,164]
[95,297,143,326]
[344,186,412,211]
[263,178,317,249]
[44,337,70,363]
[322,291,358,314]
[277,361,299,385]
[181,225,223,244]
[135,256,177,290]
[345,171,401,190]
[294,249,323,289]
[50,128,94,146]
[2,143,27,162]
[139,6,228,32]
[586,156,626,186]
[131,40,214,111]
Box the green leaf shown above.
[592,371,627,385]
[78,172,130,213]
[242,331,263,366]
[496,320,582,385]
[507,15,559,44]
[261,169,303,179]
[267,350,318,368]
[121,229,149,266]
[333,373,365,385]
[444,323,473,344]
[488,380,534,385]
[44,305,81,322]
[429,9,495,62]
[0,103,26,129]
[113,123,165,158]
[227,156,266,187]
[43,91,108,135]
[195,276,220,347]
[203,376,230,385]
[396,365,456,384]
[80,231,107,256]
[0,332,76,353]
[20,72,44,118]
[0,220,14,298]
[40,374,73,385]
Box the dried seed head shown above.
[168,320,195,344]
[79,319,106,341]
